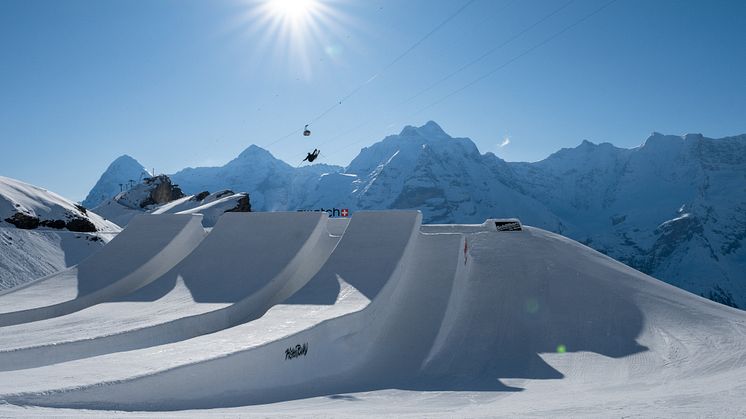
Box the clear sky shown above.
[1,0,745,201]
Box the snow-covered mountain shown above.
[0,176,120,289]
[85,122,746,308]
[512,132,746,308]
[171,145,342,212]
[81,155,151,209]
[94,175,250,227]
[299,121,561,230]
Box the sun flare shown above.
[233,0,349,79]
[268,0,318,20]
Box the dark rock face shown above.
[216,190,234,199]
[4,213,40,229]
[192,191,210,202]
[40,219,66,229]
[74,204,88,215]
[65,217,97,232]
[140,175,186,208]
[4,212,97,232]
[225,194,251,213]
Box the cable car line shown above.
[265,0,478,152]
[319,0,619,162]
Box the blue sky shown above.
[1,0,745,201]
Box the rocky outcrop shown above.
[5,212,100,233]
[4,213,40,230]
[65,217,97,232]
[225,194,251,213]
[140,175,185,208]
[191,191,210,202]
[39,219,66,229]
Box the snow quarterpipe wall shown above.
[0,214,205,327]
[419,227,746,385]
[0,211,424,408]
[0,211,338,370]
[2,214,746,412]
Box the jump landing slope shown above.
[0,214,205,327]
[0,211,340,370]
[0,212,745,417]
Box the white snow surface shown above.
[0,176,120,289]
[0,214,205,327]
[95,187,250,228]
[0,176,118,233]
[0,211,744,417]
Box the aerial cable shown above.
[319,0,619,162]
[408,0,619,119]
[306,0,479,126]
[302,0,579,158]
[304,0,572,156]
[261,0,478,152]
[290,0,519,159]
[401,0,575,106]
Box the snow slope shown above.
[0,212,339,370]
[95,178,250,228]
[0,214,205,327]
[0,176,121,289]
[0,212,744,417]
[512,132,746,308]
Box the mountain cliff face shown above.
[511,132,746,308]
[300,121,561,230]
[87,123,746,308]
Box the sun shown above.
[267,0,318,21]
[232,0,349,79]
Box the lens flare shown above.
[231,0,350,79]
[268,0,317,20]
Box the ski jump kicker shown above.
[0,211,745,412]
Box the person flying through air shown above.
[303,149,320,163]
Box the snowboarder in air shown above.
[303,149,320,163]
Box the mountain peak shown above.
[399,121,449,139]
[643,132,684,149]
[237,144,274,160]
[82,155,150,208]
[112,154,138,164]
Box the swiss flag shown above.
[341,208,349,217]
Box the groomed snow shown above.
[0,214,205,327]
[0,211,744,417]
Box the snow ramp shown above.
[0,211,338,370]
[0,214,205,327]
[0,211,425,408]
[2,215,746,412]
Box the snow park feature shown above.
[0,214,205,327]
[0,211,338,370]
[0,211,744,416]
